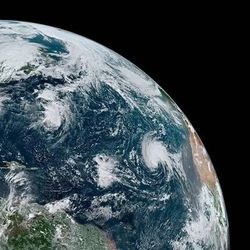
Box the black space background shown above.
[1,5,245,249]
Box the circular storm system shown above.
[0,21,229,249]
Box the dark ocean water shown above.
[0,75,202,249]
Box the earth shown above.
[0,21,229,249]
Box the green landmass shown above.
[20,63,38,75]
[0,199,111,250]
[158,87,170,102]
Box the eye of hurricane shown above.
[0,20,229,250]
